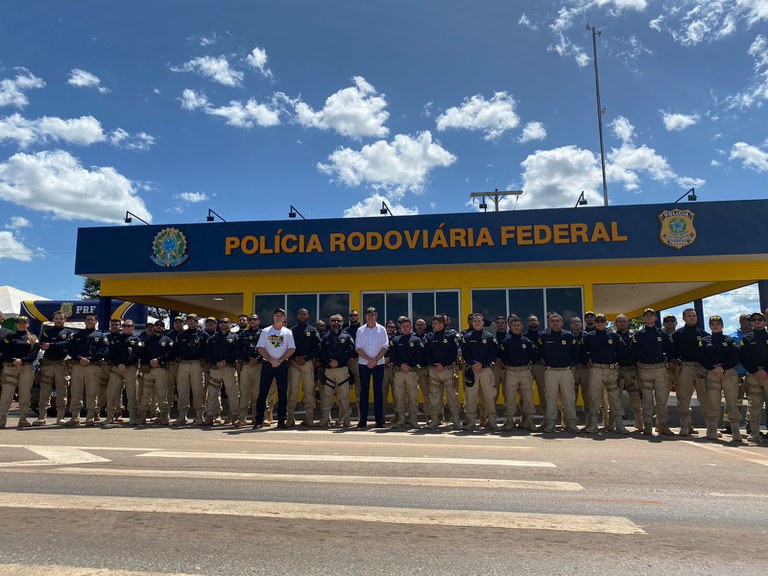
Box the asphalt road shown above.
[0,413,767,576]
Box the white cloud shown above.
[519,121,547,143]
[171,55,243,87]
[179,88,284,127]
[0,150,152,223]
[108,128,156,151]
[710,159,721,166]
[0,113,155,151]
[650,1,768,47]
[662,111,700,131]
[518,13,539,30]
[294,76,389,138]
[548,7,592,67]
[611,116,635,143]
[0,69,45,108]
[727,34,768,109]
[5,216,30,229]
[0,230,32,261]
[436,92,520,141]
[246,47,273,79]
[0,113,104,148]
[516,145,604,209]
[730,141,768,172]
[317,131,456,198]
[702,284,760,335]
[67,69,110,94]
[343,193,419,218]
[176,192,209,203]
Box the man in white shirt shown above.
[355,307,389,428]
[253,308,296,429]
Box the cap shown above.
[584,311,596,318]
[186,313,199,321]
[595,313,607,321]
[16,315,29,323]
[173,316,183,322]
[154,320,165,326]
[273,307,286,315]
[708,315,723,323]
[365,307,377,314]
[643,308,657,316]
[751,312,766,320]
[205,316,217,323]
[662,315,677,323]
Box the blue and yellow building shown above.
[75,199,768,325]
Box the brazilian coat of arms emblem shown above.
[657,209,696,250]
[150,227,189,267]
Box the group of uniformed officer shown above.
[0,305,766,443]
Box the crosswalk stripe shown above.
[0,564,197,576]
[136,450,556,467]
[3,466,582,491]
[0,492,644,534]
[0,446,110,468]
[682,441,768,467]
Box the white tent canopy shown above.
[0,285,48,317]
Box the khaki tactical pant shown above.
[320,366,351,424]
[573,364,590,415]
[532,361,546,412]
[677,362,707,429]
[393,368,419,425]
[39,359,68,420]
[382,363,394,413]
[167,360,178,417]
[617,366,643,425]
[464,367,497,425]
[417,366,430,418]
[238,362,262,422]
[107,365,138,421]
[176,360,205,422]
[503,366,535,426]
[139,367,169,423]
[746,373,768,437]
[638,363,670,428]
[1,363,35,422]
[288,359,315,423]
[543,368,577,428]
[706,369,741,430]
[97,362,110,415]
[70,363,102,421]
[206,366,239,421]
[588,365,623,423]
[428,365,460,424]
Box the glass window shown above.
[435,291,460,327]
[545,288,583,322]
[385,293,409,323]
[286,294,318,326]
[319,293,350,324]
[471,289,506,323]
[411,292,434,323]
[362,293,385,320]
[253,294,285,326]
[508,289,544,323]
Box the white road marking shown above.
[682,441,768,467]
[227,437,535,450]
[710,492,768,499]
[5,466,582,491]
[0,564,198,576]
[0,446,109,468]
[0,492,644,535]
[0,444,155,452]
[136,450,556,467]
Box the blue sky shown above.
[0,0,765,327]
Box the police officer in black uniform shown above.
[65,313,108,426]
[581,314,628,434]
[288,309,321,427]
[498,316,539,431]
[538,314,580,433]
[104,319,141,425]
[424,314,461,430]
[671,309,709,436]
[631,308,676,436]
[236,315,262,426]
[388,318,424,428]
[204,318,240,425]
[0,316,39,428]
[318,314,357,427]
[136,320,174,425]
[174,314,208,425]
[37,310,74,425]
[740,312,768,443]
[460,314,498,431]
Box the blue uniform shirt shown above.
[67,328,108,362]
[388,332,424,368]
[698,333,740,370]
[424,329,460,366]
[631,326,674,365]
[739,328,768,374]
[461,329,498,368]
[319,330,356,366]
[204,331,239,365]
[538,330,579,368]
[40,326,74,361]
[672,325,709,362]
[137,334,174,367]
[290,322,321,361]
[582,329,625,365]
[498,333,538,367]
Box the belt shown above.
[430,363,457,368]
[393,365,418,372]
[679,361,701,367]
[545,366,571,371]
[639,362,665,369]
[591,363,617,369]
[41,357,67,364]
[505,365,531,371]
[3,362,30,367]
[179,358,202,363]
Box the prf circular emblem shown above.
[151,227,189,268]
